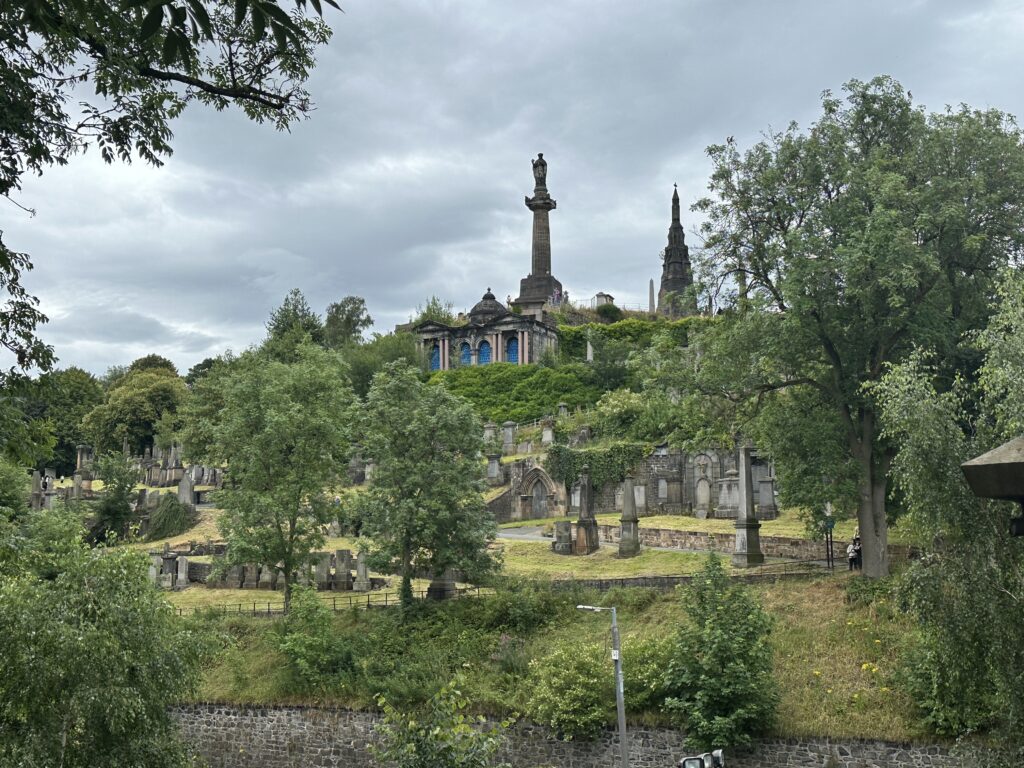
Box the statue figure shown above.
[532,153,547,187]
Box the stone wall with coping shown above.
[173,704,969,768]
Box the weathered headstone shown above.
[501,421,516,456]
[333,549,352,591]
[314,552,331,590]
[178,472,195,508]
[574,464,600,555]
[758,477,779,520]
[364,459,376,483]
[541,417,555,446]
[242,564,259,589]
[714,469,740,518]
[226,564,245,589]
[552,520,573,555]
[426,567,457,601]
[483,422,498,443]
[486,454,502,485]
[175,556,190,590]
[557,402,569,418]
[353,551,371,592]
[257,564,274,590]
[148,554,162,585]
[732,445,765,567]
[619,472,640,558]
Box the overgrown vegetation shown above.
[145,493,197,542]
[544,442,650,493]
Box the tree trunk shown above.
[284,573,293,613]
[852,412,890,579]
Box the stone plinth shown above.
[575,518,600,555]
[714,469,740,518]
[552,520,572,555]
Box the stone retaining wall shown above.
[173,703,968,768]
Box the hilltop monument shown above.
[513,153,564,316]
[657,185,697,316]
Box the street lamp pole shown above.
[578,605,628,768]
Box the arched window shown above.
[478,340,492,365]
[429,343,441,371]
[505,336,519,364]
[459,342,471,366]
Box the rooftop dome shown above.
[469,288,509,325]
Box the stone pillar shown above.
[732,445,765,567]
[619,472,640,558]
[333,549,352,591]
[364,460,375,483]
[541,417,555,447]
[558,402,569,418]
[178,472,195,508]
[483,422,497,443]
[501,421,516,456]
[353,551,371,592]
[314,552,331,591]
[524,329,530,364]
[30,470,42,511]
[715,469,741,518]
[426,567,458,601]
[526,163,556,277]
[574,464,600,555]
[175,556,190,590]
[586,339,594,363]
[758,477,779,520]
[486,454,502,486]
[552,520,573,555]
[649,278,656,314]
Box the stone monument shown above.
[732,445,765,567]
[574,464,600,555]
[552,519,573,555]
[619,472,641,558]
[513,154,563,314]
[353,551,371,592]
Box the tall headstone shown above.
[486,454,503,486]
[619,472,640,558]
[586,339,594,362]
[501,421,516,456]
[352,551,371,592]
[242,564,259,589]
[314,552,331,591]
[758,476,779,520]
[483,422,498,443]
[148,554,162,585]
[574,464,600,555]
[226,564,244,589]
[732,445,765,567]
[257,564,274,590]
[541,417,555,447]
[557,402,569,418]
[333,549,353,591]
[175,556,190,590]
[715,469,741,518]
[552,520,573,555]
[177,472,195,508]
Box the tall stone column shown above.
[575,464,600,555]
[514,154,563,311]
[619,472,640,557]
[732,444,765,567]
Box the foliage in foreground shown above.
[0,505,204,767]
[373,676,511,768]
[526,641,612,740]
[276,585,355,692]
[664,555,776,749]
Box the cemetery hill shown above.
[4,71,1024,767]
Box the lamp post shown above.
[577,604,628,768]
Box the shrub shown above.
[595,303,624,323]
[663,555,776,749]
[623,635,673,713]
[145,493,197,541]
[0,458,29,521]
[527,641,612,739]
[277,586,354,691]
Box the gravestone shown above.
[658,478,668,500]
[486,454,502,486]
[715,469,741,518]
[242,564,259,589]
[159,572,175,590]
[483,422,497,443]
[633,484,647,513]
[619,472,640,557]
[226,565,244,589]
[257,564,274,590]
[552,520,573,555]
[314,552,331,590]
[517,441,532,455]
[732,445,765,567]
[353,551,371,592]
[557,402,569,417]
[364,460,376,483]
[541,417,555,446]
[501,421,516,456]
[175,556,189,590]
[148,554,162,585]
[426,567,457,601]
[586,339,594,362]
[276,568,287,591]
[72,473,83,500]
[574,464,600,555]
[178,472,195,508]
[333,549,352,591]
[758,477,779,520]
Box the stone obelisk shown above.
[514,154,563,314]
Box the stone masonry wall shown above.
[173,703,971,768]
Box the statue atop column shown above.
[532,153,547,189]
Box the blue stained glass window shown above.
[460,342,471,366]
[429,343,440,371]
[478,340,492,365]
[505,336,519,364]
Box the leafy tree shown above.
[184,356,218,387]
[353,362,499,608]
[81,366,187,454]
[277,584,354,691]
[28,367,104,475]
[0,375,57,466]
[265,288,324,347]
[341,331,422,398]
[0,504,204,767]
[181,342,355,609]
[324,295,373,349]
[686,76,1024,576]
[595,302,624,323]
[663,554,776,750]
[128,353,178,375]
[372,675,510,768]
[413,295,457,326]
[0,457,30,522]
[91,451,140,541]
[874,270,1024,746]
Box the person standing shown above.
[847,541,857,571]
[853,537,863,571]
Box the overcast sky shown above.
[4,0,1024,375]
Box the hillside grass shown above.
[496,539,712,578]
[186,574,927,742]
